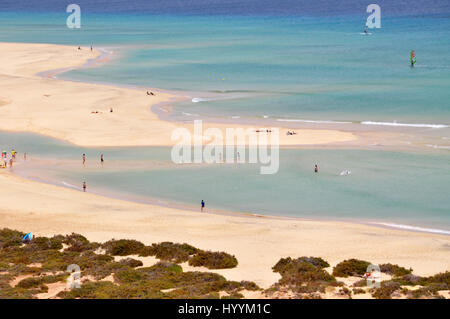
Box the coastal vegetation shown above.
[0,228,447,299]
[0,228,252,299]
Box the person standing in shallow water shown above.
[83,181,86,192]
[82,154,86,165]
[201,200,205,212]
[100,154,104,165]
[314,164,318,173]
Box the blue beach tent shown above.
[22,233,32,242]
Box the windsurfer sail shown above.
[410,50,416,67]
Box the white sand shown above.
[0,42,356,147]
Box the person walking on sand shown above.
[83,181,86,192]
[82,153,86,165]
[24,153,27,161]
[201,200,205,212]
[9,158,13,168]
[314,164,318,173]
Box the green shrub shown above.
[189,251,238,269]
[0,287,39,299]
[114,268,145,284]
[0,228,26,248]
[271,257,336,293]
[406,284,446,299]
[16,274,68,289]
[371,281,401,299]
[390,274,423,286]
[58,281,119,299]
[222,292,244,299]
[102,239,146,256]
[379,263,412,277]
[30,236,63,251]
[142,242,199,263]
[352,279,367,287]
[332,259,371,277]
[352,288,365,294]
[63,233,100,252]
[118,258,143,268]
[422,271,450,287]
[239,281,261,291]
[16,277,44,289]
[273,257,329,274]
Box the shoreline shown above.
[0,169,449,289]
[1,41,448,151]
[0,41,357,148]
[0,42,449,286]
[0,41,448,234]
[10,158,450,237]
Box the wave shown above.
[426,144,450,150]
[361,121,448,129]
[276,119,352,124]
[182,112,198,116]
[192,97,213,103]
[61,181,80,190]
[370,222,450,235]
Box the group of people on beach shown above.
[82,153,104,166]
[78,45,93,51]
[1,149,23,168]
[91,107,114,114]
[80,153,105,192]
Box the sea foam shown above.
[361,121,448,128]
[370,222,450,235]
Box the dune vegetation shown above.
[0,228,448,299]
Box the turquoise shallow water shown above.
[0,13,449,126]
[0,11,449,233]
[2,132,449,233]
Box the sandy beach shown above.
[0,42,358,147]
[0,170,449,289]
[0,42,448,294]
